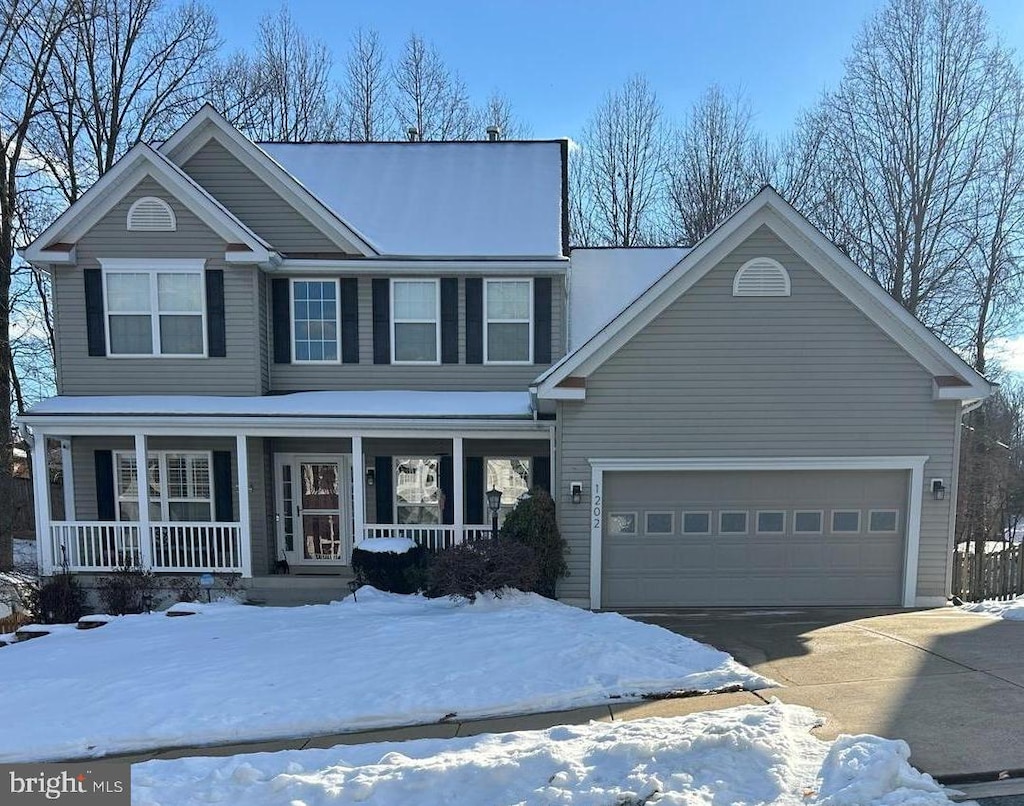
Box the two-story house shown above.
[22,105,993,609]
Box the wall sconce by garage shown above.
[570,482,583,505]
[365,467,375,487]
[931,478,945,500]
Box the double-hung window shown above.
[292,279,339,363]
[391,279,440,363]
[485,457,531,525]
[102,260,206,356]
[394,457,440,524]
[115,451,213,522]
[484,279,532,363]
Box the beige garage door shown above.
[602,469,907,608]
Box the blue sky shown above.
[209,0,1024,140]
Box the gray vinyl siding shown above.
[181,138,342,254]
[54,177,262,396]
[556,225,959,604]
[270,275,566,392]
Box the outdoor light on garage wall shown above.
[931,479,946,500]
[570,482,583,505]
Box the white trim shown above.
[793,509,824,535]
[868,509,900,534]
[643,511,674,535]
[535,188,993,403]
[100,261,208,359]
[390,278,441,365]
[236,434,252,578]
[732,257,791,297]
[453,437,464,544]
[755,510,786,534]
[351,436,366,557]
[134,435,153,568]
[830,509,861,534]
[32,433,54,574]
[483,277,534,365]
[276,258,568,274]
[23,144,273,265]
[290,277,342,365]
[586,455,928,609]
[681,510,712,535]
[719,510,749,535]
[159,105,378,256]
[127,196,176,232]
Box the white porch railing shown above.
[50,521,243,573]
[360,524,495,551]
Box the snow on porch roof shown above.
[258,141,565,258]
[26,391,534,420]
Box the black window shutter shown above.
[532,456,551,494]
[205,269,226,357]
[440,277,459,364]
[465,277,483,364]
[213,451,234,522]
[372,279,391,364]
[271,278,291,364]
[340,278,359,364]
[375,456,393,522]
[84,269,106,357]
[95,450,115,520]
[465,456,484,524]
[439,455,454,524]
[533,277,552,364]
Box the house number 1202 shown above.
[592,482,602,529]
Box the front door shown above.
[276,454,351,566]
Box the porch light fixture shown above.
[570,482,583,505]
[931,479,946,500]
[486,487,503,540]
[366,467,375,487]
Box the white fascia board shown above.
[587,456,929,472]
[538,387,586,400]
[159,107,379,257]
[31,247,76,265]
[275,258,569,274]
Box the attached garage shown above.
[599,467,911,608]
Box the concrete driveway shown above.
[629,607,1024,780]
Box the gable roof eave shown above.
[535,187,994,404]
[159,104,380,257]
[23,143,275,266]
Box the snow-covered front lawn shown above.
[132,703,957,806]
[961,595,1024,620]
[0,588,770,762]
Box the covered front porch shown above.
[23,392,554,578]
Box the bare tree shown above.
[666,85,761,244]
[1,0,80,568]
[567,141,597,246]
[392,34,475,141]
[342,28,391,141]
[575,75,666,246]
[817,0,1008,337]
[479,92,530,139]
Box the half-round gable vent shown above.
[732,257,791,297]
[127,196,176,232]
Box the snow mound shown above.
[0,589,770,761]
[354,537,418,554]
[960,596,1024,620]
[131,703,955,806]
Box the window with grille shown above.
[115,451,213,522]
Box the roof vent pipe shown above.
[486,125,501,142]
[406,127,420,142]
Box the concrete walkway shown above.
[107,689,766,764]
[630,606,1024,781]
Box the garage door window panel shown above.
[609,513,637,535]
[682,511,711,535]
[831,510,861,533]
[644,512,674,535]
[868,510,899,533]
[719,511,748,535]
[793,510,824,534]
[756,511,785,535]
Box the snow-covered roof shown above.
[26,391,533,420]
[259,142,565,258]
[568,247,689,349]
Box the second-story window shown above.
[292,279,339,363]
[485,279,532,363]
[103,264,205,356]
[391,279,440,364]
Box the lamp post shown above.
[486,487,503,540]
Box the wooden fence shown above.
[951,544,1024,602]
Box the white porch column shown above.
[60,439,75,521]
[236,434,253,578]
[31,431,54,574]
[351,435,366,547]
[134,433,153,568]
[453,436,464,544]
